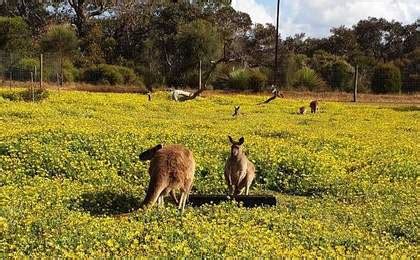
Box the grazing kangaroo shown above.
[224,136,255,196]
[232,106,240,117]
[139,144,195,212]
[299,106,306,114]
[310,100,319,113]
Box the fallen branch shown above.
[257,88,284,105]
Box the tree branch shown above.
[257,89,284,105]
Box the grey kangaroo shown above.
[224,136,255,196]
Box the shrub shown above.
[311,51,354,91]
[16,58,39,72]
[116,66,139,85]
[371,63,402,93]
[329,60,354,91]
[62,61,79,82]
[213,68,268,91]
[228,69,250,90]
[249,69,268,92]
[292,67,326,91]
[82,64,142,86]
[0,88,49,102]
[82,64,124,85]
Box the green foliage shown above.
[82,64,124,85]
[228,69,250,90]
[116,66,140,85]
[248,68,268,91]
[329,60,354,91]
[62,61,80,82]
[82,64,142,86]
[0,16,31,53]
[401,48,420,93]
[292,67,326,91]
[311,51,354,91]
[371,63,402,93]
[0,88,49,102]
[214,68,268,91]
[16,58,39,71]
[40,24,79,58]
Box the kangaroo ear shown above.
[228,135,234,144]
[155,144,163,151]
[238,137,245,145]
[139,144,163,161]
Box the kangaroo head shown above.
[139,144,163,161]
[228,136,245,157]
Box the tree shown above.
[40,24,78,57]
[0,16,31,54]
[40,24,79,85]
[328,26,358,57]
[0,1,49,34]
[174,19,222,86]
[354,17,387,60]
[371,63,402,93]
[64,0,116,38]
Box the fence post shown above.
[34,66,37,83]
[353,65,358,102]
[30,72,35,102]
[9,71,12,90]
[39,54,43,89]
[199,59,202,90]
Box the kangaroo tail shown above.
[141,177,166,209]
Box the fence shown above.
[0,51,63,89]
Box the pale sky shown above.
[231,0,420,37]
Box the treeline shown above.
[0,0,418,93]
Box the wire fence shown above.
[0,51,62,88]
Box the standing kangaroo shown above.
[224,136,255,196]
[139,144,195,212]
[310,100,319,113]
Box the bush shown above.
[82,64,123,85]
[292,67,326,91]
[213,68,268,91]
[329,60,354,91]
[62,61,79,82]
[16,58,38,72]
[116,66,139,85]
[82,64,142,86]
[0,88,49,102]
[249,69,268,92]
[371,63,402,93]
[311,51,354,91]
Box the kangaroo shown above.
[299,106,306,114]
[224,136,255,196]
[310,100,319,113]
[139,144,195,212]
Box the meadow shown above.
[0,89,419,257]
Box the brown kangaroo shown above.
[139,144,195,212]
[224,136,255,196]
[310,100,319,113]
[299,106,306,114]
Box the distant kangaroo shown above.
[139,144,195,212]
[224,136,255,196]
[310,100,319,113]
[299,106,306,114]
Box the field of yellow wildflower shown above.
[0,89,418,257]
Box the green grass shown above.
[0,90,418,257]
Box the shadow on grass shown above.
[390,106,420,112]
[71,191,143,216]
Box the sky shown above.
[231,0,420,38]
